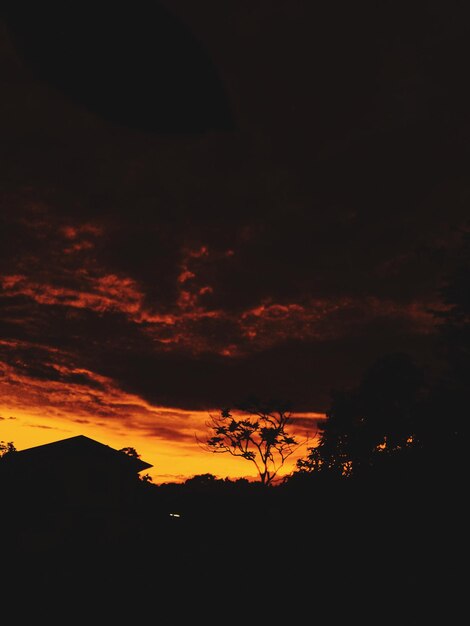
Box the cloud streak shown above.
[0,202,451,419]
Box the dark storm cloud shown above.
[1,0,234,133]
[88,319,437,413]
[1,1,469,414]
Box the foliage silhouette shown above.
[119,446,153,482]
[295,353,426,480]
[423,229,469,474]
[0,440,16,458]
[119,446,141,458]
[198,397,304,485]
[294,231,469,488]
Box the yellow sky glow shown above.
[0,402,323,484]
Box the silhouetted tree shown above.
[295,232,469,484]
[424,229,470,469]
[119,446,141,459]
[295,438,344,478]
[296,353,425,479]
[199,398,303,485]
[119,446,153,482]
[184,473,220,489]
[0,441,16,458]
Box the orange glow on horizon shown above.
[0,408,323,484]
[0,369,324,484]
[0,327,323,484]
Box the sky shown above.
[1,0,469,483]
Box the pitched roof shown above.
[10,435,153,473]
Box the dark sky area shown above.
[1,0,469,422]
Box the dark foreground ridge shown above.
[0,436,463,623]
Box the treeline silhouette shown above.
[0,236,467,621]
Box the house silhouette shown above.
[0,435,155,559]
[1,434,152,510]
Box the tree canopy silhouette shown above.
[0,441,16,458]
[119,446,141,459]
[422,229,470,470]
[199,398,303,485]
[119,446,153,482]
[295,353,426,480]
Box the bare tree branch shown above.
[196,400,309,485]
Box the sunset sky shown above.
[1,1,469,483]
